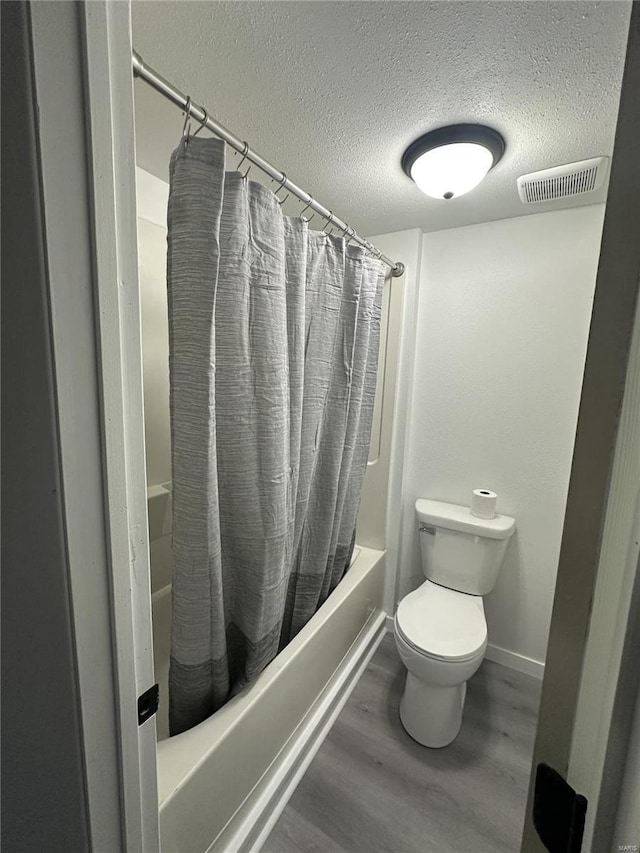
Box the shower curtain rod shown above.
[132,50,405,278]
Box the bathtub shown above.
[148,485,387,852]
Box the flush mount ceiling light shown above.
[402,124,505,200]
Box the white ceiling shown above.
[132,1,631,236]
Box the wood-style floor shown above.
[262,633,541,853]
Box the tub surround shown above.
[357,228,423,617]
[139,216,171,488]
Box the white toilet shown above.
[393,498,515,748]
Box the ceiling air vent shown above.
[517,157,608,204]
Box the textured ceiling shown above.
[132,1,631,236]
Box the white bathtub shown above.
[148,486,386,853]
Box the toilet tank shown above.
[415,499,516,596]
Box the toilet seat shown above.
[395,580,487,662]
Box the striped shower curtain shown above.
[167,137,385,735]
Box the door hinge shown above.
[137,683,159,726]
[533,763,588,853]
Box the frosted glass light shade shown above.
[410,143,494,200]
[402,125,505,201]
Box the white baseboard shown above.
[386,610,544,680]
[485,643,545,680]
[210,610,388,853]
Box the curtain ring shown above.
[323,212,335,234]
[300,200,315,224]
[274,173,288,204]
[182,96,193,141]
[237,142,250,170]
[192,108,207,136]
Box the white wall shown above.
[396,205,605,670]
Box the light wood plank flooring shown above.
[262,633,541,853]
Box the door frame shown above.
[81,2,159,848]
[28,1,159,849]
[521,6,640,850]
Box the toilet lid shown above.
[396,581,487,661]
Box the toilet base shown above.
[399,672,467,748]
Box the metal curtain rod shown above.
[132,50,405,278]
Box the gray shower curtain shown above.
[167,137,385,735]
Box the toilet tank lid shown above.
[415,499,515,540]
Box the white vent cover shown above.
[517,157,608,204]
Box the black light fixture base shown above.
[401,124,506,179]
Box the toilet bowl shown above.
[393,580,487,747]
[394,498,515,748]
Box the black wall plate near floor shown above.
[533,763,587,853]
